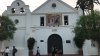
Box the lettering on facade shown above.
[52,29,57,32]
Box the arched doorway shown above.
[47,34,63,54]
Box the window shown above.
[40,17,44,26]
[66,40,70,43]
[20,7,24,13]
[40,40,44,42]
[14,19,19,24]
[17,2,20,6]
[11,8,15,13]
[52,3,56,8]
[64,16,68,25]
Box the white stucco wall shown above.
[62,13,78,26]
[31,15,46,27]
[29,27,78,55]
[33,0,76,14]
[83,40,98,56]
[9,15,26,27]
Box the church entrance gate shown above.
[47,34,63,54]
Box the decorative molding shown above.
[32,29,36,32]
[32,12,78,15]
[32,29,39,32]
[7,14,27,16]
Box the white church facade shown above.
[0,0,98,56]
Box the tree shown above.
[74,36,85,55]
[73,10,100,55]
[76,0,100,15]
[75,0,87,15]
[0,16,16,41]
[73,15,87,55]
[27,37,36,56]
[74,10,100,40]
[0,15,16,53]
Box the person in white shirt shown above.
[4,47,10,56]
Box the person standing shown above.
[12,46,17,56]
[36,47,40,56]
[52,47,57,56]
[57,49,62,56]
[4,47,10,56]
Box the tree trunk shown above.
[29,50,33,56]
[1,41,4,51]
[78,48,83,56]
[0,41,5,55]
[82,9,85,16]
[98,47,100,56]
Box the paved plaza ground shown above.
[0,53,82,56]
[0,54,97,56]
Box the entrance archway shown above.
[47,34,63,54]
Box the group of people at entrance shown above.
[35,46,62,56]
[51,47,62,56]
[2,46,17,56]
[1,46,62,56]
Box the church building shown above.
[0,0,98,56]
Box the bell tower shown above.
[4,0,30,15]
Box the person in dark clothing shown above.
[52,47,57,56]
[36,47,40,56]
[58,49,62,56]
[12,46,17,56]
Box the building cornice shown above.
[31,12,78,15]
[6,14,27,16]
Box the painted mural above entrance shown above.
[46,14,62,26]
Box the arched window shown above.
[20,7,24,13]
[17,2,20,6]
[11,8,15,13]
[52,3,56,8]
[14,19,19,24]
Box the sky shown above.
[0,0,100,15]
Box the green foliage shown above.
[74,36,85,49]
[73,10,100,48]
[27,38,35,50]
[76,0,100,15]
[0,16,16,41]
